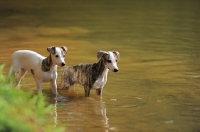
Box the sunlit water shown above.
[1,0,200,131]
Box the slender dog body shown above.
[12,46,68,96]
[60,50,120,96]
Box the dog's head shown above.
[97,50,120,72]
[47,46,68,67]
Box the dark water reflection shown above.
[1,0,200,131]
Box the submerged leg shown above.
[84,85,90,97]
[96,88,102,96]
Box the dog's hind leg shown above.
[15,68,27,87]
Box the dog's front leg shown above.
[35,80,42,93]
[50,79,58,95]
[96,88,102,96]
[51,79,66,101]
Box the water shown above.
[1,0,200,131]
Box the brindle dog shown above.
[60,50,120,96]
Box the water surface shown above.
[1,0,200,131]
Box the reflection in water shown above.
[50,88,113,132]
[54,100,58,128]
[100,99,109,128]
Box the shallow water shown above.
[1,0,200,131]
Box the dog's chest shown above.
[42,72,56,82]
[93,76,106,89]
[93,70,108,89]
[92,69,108,89]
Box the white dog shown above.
[12,46,68,97]
[60,50,120,96]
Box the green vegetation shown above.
[0,65,64,132]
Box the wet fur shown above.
[61,54,108,96]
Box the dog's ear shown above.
[60,46,68,53]
[47,46,56,54]
[113,51,120,60]
[97,50,108,60]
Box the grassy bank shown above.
[0,65,64,132]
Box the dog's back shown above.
[12,50,44,72]
[60,64,93,89]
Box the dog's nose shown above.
[114,69,118,72]
[61,63,65,66]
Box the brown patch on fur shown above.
[30,69,34,75]
[113,51,120,60]
[41,54,52,72]
[47,46,56,54]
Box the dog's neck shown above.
[41,54,55,72]
[92,57,108,81]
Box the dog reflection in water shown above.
[51,89,117,131]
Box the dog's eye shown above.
[63,55,65,57]
[116,59,118,62]
[55,55,59,58]
[107,60,111,63]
